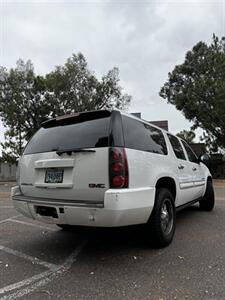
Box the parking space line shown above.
[0,270,52,296]
[0,239,88,300]
[0,245,59,271]
[9,219,57,232]
[0,206,14,209]
[0,215,21,224]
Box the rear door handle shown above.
[178,164,184,170]
[192,167,197,171]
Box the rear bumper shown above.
[11,186,155,227]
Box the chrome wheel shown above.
[147,188,176,247]
[160,199,174,235]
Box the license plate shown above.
[45,169,64,183]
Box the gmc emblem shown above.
[89,183,105,188]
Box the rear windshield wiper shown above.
[55,148,96,156]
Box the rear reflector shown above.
[109,147,129,188]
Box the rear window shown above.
[24,113,111,155]
[122,116,167,155]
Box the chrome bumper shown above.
[12,194,104,208]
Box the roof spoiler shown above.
[41,110,112,128]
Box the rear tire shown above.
[199,179,215,211]
[147,188,176,248]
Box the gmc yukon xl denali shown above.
[11,110,215,247]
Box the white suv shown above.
[11,110,214,247]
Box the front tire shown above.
[147,188,176,248]
[199,179,215,211]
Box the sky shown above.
[0,0,224,152]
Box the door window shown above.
[167,134,186,160]
[181,141,198,164]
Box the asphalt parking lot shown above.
[0,184,225,300]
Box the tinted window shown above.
[181,141,198,163]
[109,111,124,147]
[167,134,186,160]
[24,117,110,155]
[122,116,167,155]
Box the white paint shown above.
[0,206,14,209]
[0,239,87,300]
[9,219,57,232]
[12,112,211,228]
[0,215,21,224]
[18,148,109,203]
[0,270,52,296]
[0,245,59,271]
[62,187,155,227]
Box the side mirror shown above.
[198,153,211,167]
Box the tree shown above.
[0,53,131,161]
[46,53,130,115]
[176,130,196,144]
[0,59,50,160]
[159,34,225,150]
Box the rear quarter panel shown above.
[125,148,179,202]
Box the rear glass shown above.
[24,116,110,155]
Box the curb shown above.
[213,179,225,187]
[0,182,16,186]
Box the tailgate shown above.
[19,148,109,203]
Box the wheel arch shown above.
[207,176,212,182]
[155,177,177,202]
[202,175,213,196]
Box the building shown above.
[0,162,17,181]
[130,112,169,131]
[149,120,168,131]
[189,143,206,157]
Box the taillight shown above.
[112,162,123,173]
[109,147,129,188]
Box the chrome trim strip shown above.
[35,158,75,169]
[179,185,194,190]
[179,182,194,189]
[12,195,104,208]
[180,180,205,189]
[194,182,205,187]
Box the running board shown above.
[176,197,202,212]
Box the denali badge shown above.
[89,183,105,188]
